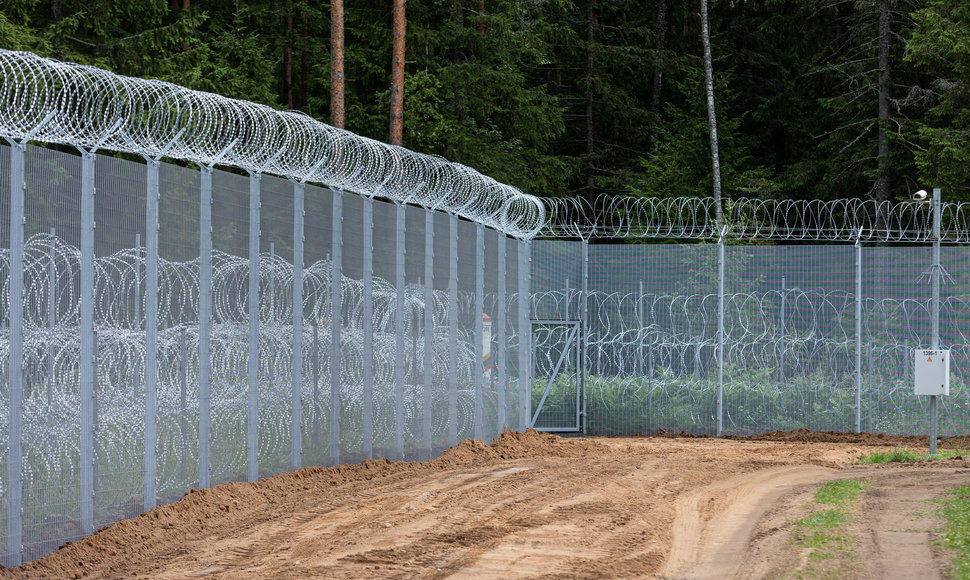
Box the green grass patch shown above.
[815,479,866,505]
[797,509,846,528]
[859,448,966,464]
[787,479,866,578]
[941,485,970,579]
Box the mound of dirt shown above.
[2,430,586,579]
[4,430,967,579]
[647,427,970,448]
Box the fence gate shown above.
[530,320,584,432]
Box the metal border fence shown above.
[2,49,969,567]
[0,50,534,566]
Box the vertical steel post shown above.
[268,242,275,385]
[178,327,188,484]
[79,150,96,536]
[394,203,406,458]
[198,165,213,489]
[362,197,374,459]
[48,227,56,407]
[144,158,160,511]
[133,232,141,399]
[518,240,531,431]
[716,227,725,436]
[580,240,589,432]
[6,142,25,566]
[247,172,260,482]
[496,234,507,432]
[330,189,343,464]
[780,275,786,390]
[474,223,485,440]
[291,181,305,469]
[930,187,941,454]
[638,281,644,379]
[312,322,320,448]
[423,209,434,457]
[855,233,863,433]
[448,213,459,445]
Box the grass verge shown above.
[788,479,866,578]
[941,485,970,580]
[859,448,966,464]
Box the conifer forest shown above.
[2,0,968,203]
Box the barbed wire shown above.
[0,49,544,238]
[540,194,970,242]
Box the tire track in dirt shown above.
[662,465,835,579]
[740,464,970,579]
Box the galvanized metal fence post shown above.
[6,140,26,566]
[518,239,531,431]
[855,230,863,433]
[930,187,941,454]
[423,209,434,457]
[291,180,305,469]
[474,223,485,441]
[779,276,786,390]
[247,172,261,482]
[362,196,375,460]
[48,228,56,406]
[79,148,96,536]
[330,189,344,465]
[394,202,407,458]
[198,165,213,489]
[268,242,276,385]
[178,327,188,484]
[144,157,160,510]
[448,213,459,446]
[496,234,507,432]
[716,226,726,436]
[581,239,589,433]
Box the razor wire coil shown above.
[0,49,544,239]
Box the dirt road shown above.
[3,430,968,579]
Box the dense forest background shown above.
[1,0,969,203]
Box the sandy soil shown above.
[3,430,969,579]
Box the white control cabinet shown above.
[914,349,950,396]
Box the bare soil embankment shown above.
[3,430,968,579]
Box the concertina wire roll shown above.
[0,49,545,239]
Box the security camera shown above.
[912,190,929,202]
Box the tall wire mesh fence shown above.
[531,240,970,439]
[0,49,534,566]
[3,47,970,568]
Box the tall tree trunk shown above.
[478,0,485,34]
[300,0,308,111]
[284,2,294,110]
[331,0,345,128]
[453,0,465,158]
[585,0,596,204]
[181,0,191,52]
[650,0,667,153]
[875,0,891,203]
[51,0,62,23]
[389,0,406,146]
[699,0,722,226]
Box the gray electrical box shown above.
[914,349,950,396]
